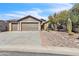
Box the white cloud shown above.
[48,4,73,13]
[0,8,47,20]
[14,8,43,15]
[49,7,70,13]
[4,14,23,18]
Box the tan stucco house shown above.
[8,15,46,31]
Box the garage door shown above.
[11,23,18,31]
[21,22,39,31]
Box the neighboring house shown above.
[0,20,7,32]
[8,15,46,31]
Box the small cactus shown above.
[67,18,72,34]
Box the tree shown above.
[66,18,72,33]
[48,3,79,33]
[70,4,79,24]
[48,10,69,31]
[48,15,58,30]
[56,10,69,25]
[70,3,79,32]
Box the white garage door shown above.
[21,22,39,31]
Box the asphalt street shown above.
[0,51,69,56]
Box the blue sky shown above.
[0,3,73,20]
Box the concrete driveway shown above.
[0,31,41,47]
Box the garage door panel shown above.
[21,22,39,31]
[11,23,18,31]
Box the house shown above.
[8,15,46,31]
[0,20,7,32]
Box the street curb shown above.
[0,45,79,55]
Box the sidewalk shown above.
[0,45,79,56]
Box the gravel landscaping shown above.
[41,31,79,48]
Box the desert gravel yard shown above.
[0,31,41,47]
[41,31,79,48]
